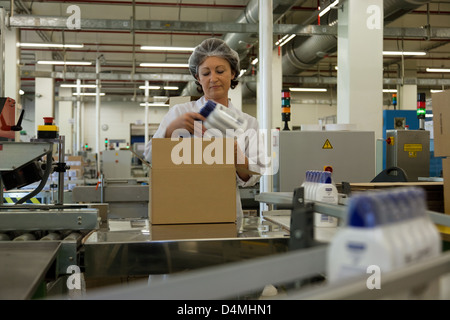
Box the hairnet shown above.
[188,38,240,80]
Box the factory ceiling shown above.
[4,0,450,101]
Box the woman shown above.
[144,38,263,223]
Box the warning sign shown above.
[322,139,333,149]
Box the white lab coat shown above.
[144,96,264,223]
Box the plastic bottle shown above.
[327,193,396,283]
[314,171,338,227]
[199,100,248,136]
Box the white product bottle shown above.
[199,100,248,137]
[314,171,338,227]
[327,194,396,284]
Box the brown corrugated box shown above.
[151,223,237,240]
[431,89,450,157]
[150,138,237,225]
[443,157,450,214]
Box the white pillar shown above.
[399,60,418,110]
[337,0,383,140]
[144,80,149,147]
[58,87,73,154]
[271,47,282,129]
[35,52,55,136]
[258,0,273,206]
[76,79,81,154]
[4,26,20,141]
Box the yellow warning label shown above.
[408,151,417,158]
[322,139,333,149]
[404,144,422,152]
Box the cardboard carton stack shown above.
[431,90,450,214]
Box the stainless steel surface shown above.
[72,184,149,219]
[83,216,290,278]
[256,191,450,227]
[274,131,376,193]
[0,241,61,299]
[86,244,327,300]
[386,129,430,181]
[0,141,53,170]
[0,207,99,231]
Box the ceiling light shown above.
[139,85,162,90]
[18,43,84,48]
[383,89,398,93]
[139,63,189,68]
[251,58,259,65]
[61,84,97,88]
[289,88,327,92]
[277,34,296,47]
[163,86,179,90]
[426,68,450,73]
[238,69,247,78]
[319,0,339,17]
[140,46,195,52]
[382,51,426,56]
[140,103,170,107]
[38,61,92,65]
[73,92,105,96]
[19,89,25,95]
[430,89,444,93]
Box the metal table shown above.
[0,241,61,300]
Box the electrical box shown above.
[100,150,132,179]
[274,131,376,192]
[386,129,430,181]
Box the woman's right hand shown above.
[165,112,207,137]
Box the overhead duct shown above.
[182,0,299,96]
[282,0,433,76]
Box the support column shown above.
[35,52,55,135]
[337,0,383,140]
[4,25,20,141]
[58,87,73,154]
[271,47,282,129]
[258,0,273,208]
[398,60,418,110]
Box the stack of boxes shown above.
[49,155,86,190]
[431,90,450,214]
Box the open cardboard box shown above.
[149,137,259,225]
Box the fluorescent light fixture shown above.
[238,69,247,78]
[139,103,170,107]
[382,51,426,56]
[383,89,398,93]
[38,60,92,65]
[277,34,296,47]
[430,89,444,93]
[139,85,162,90]
[251,58,259,65]
[140,46,195,52]
[18,42,84,48]
[319,0,339,17]
[163,86,179,90]
[275,34,290,46]
[289,88,327,92]
[19,89,25,95]
[426,68,450,73]
[73,92,105,96]
[139,63,189,68]
[61,84,97,88]
[426,114,433,118]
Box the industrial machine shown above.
[273,130,376,193]
[386,129,430,181]
[0,101,99,299]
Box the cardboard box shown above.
[151,223,237,240]
[432,90,450,157]
[443,157,450,215]
[150,138,237,225]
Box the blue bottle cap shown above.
[347,194,380,228]
[199,100,216,118]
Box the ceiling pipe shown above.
[282,0,434,76]
[181,0,299,97]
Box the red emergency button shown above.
[324,165,333,173]
[386,137,393,145]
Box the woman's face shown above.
[196,56,235,104]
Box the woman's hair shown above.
[188,38,240,93]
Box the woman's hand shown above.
[234,140,250,182]
[165,112,207,137]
